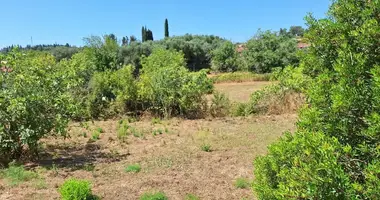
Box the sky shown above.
[0,0,331,48]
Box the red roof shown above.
[297,42,310,49]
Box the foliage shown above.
[209,92,231,117]
[164,19,169,38]
[138,49,212,118]
[140,192,168,200]
[86,65,137,118]
[254,0,380,199]
[254,131,354,199]
[210,72,272,83]
[234,178,250,189]
[185,194,200,200]
[117,120,131,142]
[241,30,299,73]
[211,41,238,72]
[0,162,38,186]
[59,179,95,200]
[0,50,75,164]
[125,164,141,173]
[200,143,212,152]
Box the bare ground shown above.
[0,115,297,200]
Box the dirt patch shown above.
[0,114,297,200]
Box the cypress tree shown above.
[165,18,169,38]
[141,26,146,42]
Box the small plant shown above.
[59,179,95,200]
[96,127,104,133]
[234,178,250,189]
[83,164,95,172]
[185,194,200,200]
[200,143,212,152]
[117,120,131,142]
[140,191,168,200]
[92,131,100,140]
[164,127,169,133]
[125,164,141,173]
[1,163,39,186]
[33,178,48,189]
[82,132,88,138]
[151,117,162,125]
[209,92,231,117]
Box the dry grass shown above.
[213,81,275,103]
[0,115,297,200]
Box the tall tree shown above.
[146,29,154,41]
[165,18,169,38]
[289,26,305,37]
[122,36,129,46]
[141,26,146,42]
[108,33,117,42]
[129,35,137,43]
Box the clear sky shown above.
[0,0,331,48]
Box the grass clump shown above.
[200,143,212,152]
[0,163,38,186]
[140,191,168,200]
[125,164,141,173]
[59,178,98,200]
[91,131,100,140]
[117,120,131,142]
[234,178,250,189]
[185,194,200,200]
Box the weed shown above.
[125,164,141,173]
[82,132,88,138]
[164,127,169,133]
[210,72,272,83]
[210,92,231,117]
[140,191,168,200]
[234,178,250,189]
[83,164,95,172]
[0,163,38,186]
[185,194,200,200]
[117,120,131,142]
[152,129,163,136]
[96,127,104,133]
[151,117,162,125]
[92,131,100,140]
[200,143,212,152]
[59,178,97,200]
[80,122,90,130]
[33,178,48,190]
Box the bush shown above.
[59,179,94,200]
[0,50,75,164]
[200,143,212,152]
[185,194,200,200]
[211,41,238,72]
[209,92,231,117]
[140,191,168,200]
[254,131,354,199]
[254,1,380,198]
[138,49,212,118]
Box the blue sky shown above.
[0,0,331,48]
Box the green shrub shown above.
[96,128,103,133]
[0,163,38,186]
[0,50,75,164]
[138,49,212,118]
[234,178,250,189]
[254,131,354,199]
[59,179,94,200]
[200,143,212,152]
[254,0,380,199]
[125,164,141,173]
[140,191,168,200]
[209,92,231,117]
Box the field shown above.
[0,81,297,200]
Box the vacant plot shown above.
[0,114,296,200]
[214,81,275,103]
